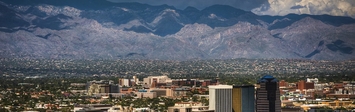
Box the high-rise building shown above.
[118,78,132,87]
[118,76,139,87]
[232,85,255,112]
[208,85,233,112]
[256,75,281,112]
[133,76,139,85]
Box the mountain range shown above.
[0,0,355,60]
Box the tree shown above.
[192,96,198,102]
[201,97,209,106]
[109,94,113,100]
[0,107,9,112]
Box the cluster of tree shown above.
[1,58,354,79]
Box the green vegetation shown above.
[1,58,354,83]
[0,58,354,111]
[0,76,206,111]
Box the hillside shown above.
[0,0,354,60]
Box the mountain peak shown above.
[203,4,242,10]
[202,4,247,16]
[184,6,199,12]
[0,1,355,60]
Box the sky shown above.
[107,0,355,18]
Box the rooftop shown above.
[208,85,232,89]
[258,75,279,83]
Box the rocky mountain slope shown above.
[0,0,354,60]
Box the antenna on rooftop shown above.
[351,81,355,95]
[216,73,220,85]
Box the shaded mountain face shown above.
[0,0,355,60]
[0,3,30,32]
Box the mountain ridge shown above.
[0,0,355,60]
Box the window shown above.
[186,108,192,112]
[174,109,179,112]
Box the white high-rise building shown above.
[208,85,233,112]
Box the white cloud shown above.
[252,0,355,18]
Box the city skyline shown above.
[2,73,355,111]
[0,0,354,111]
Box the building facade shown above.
[86,80,119,95]
[297,80,315,91]
[256,75,281,112]
[118,78,134,87]
[168,102,213,112]
[232,85,255,112]
[143,76,171,88]
[208,85,232,112]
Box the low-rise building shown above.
[168,102,214,112]
[136,92,157,98]
[87,80,119,96]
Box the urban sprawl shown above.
[0,58,355,112]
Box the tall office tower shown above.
[208,85,233,112]
[232,85,255,112]
[256,75,281,112]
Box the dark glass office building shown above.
[256,75,281,112]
